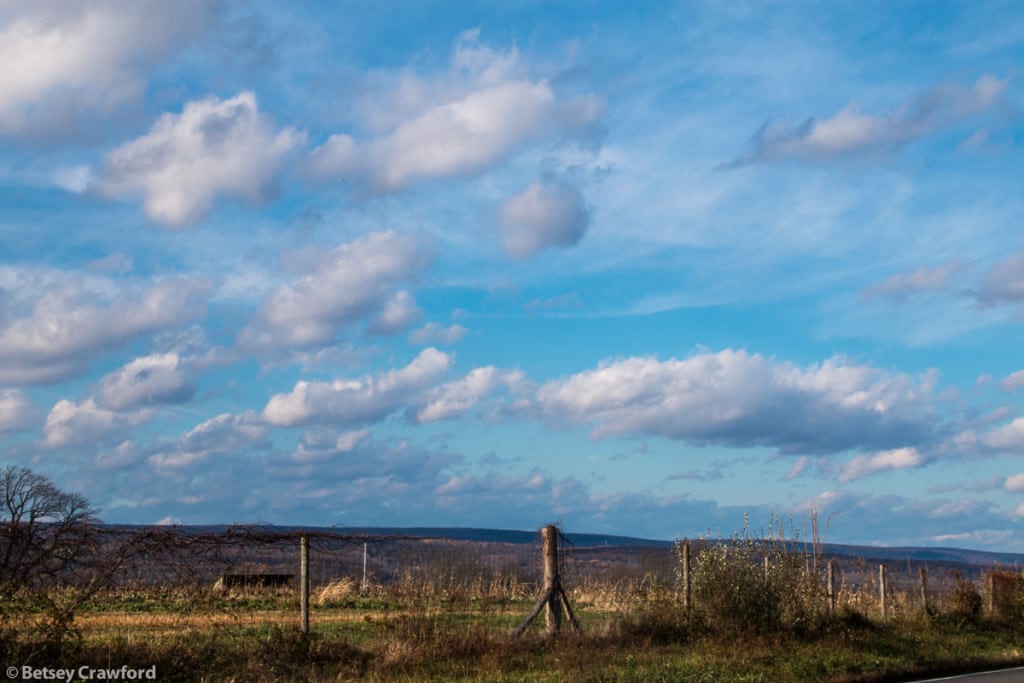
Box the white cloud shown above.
[155,516,183,526]
[837,447,925,482]
[976,252,1024,305]
[862,261,967,302]
[99,91,305,226]
[408,322,468,346]
[50,165,94,194]
[306,32,602,192]
[734,75,1006,164]
[262,348,453,427]
[0,0,214,139]
[535,349,941,455]
[415,366,524,423]
[1014,503,1024,518]
[983,417,1024,450]
[500,180,590,259]
[784,455,812,480]
[240,231,429,351]
[367,290,421,336]
[0,277,211,386]
[1005,473,1024,493]
[1001,370,1024,391]
[0,389,37,433]
[94,440,142,470]
[149,412,267,470]
[96,353,195,410]
[292,428,370,463]
[42,398,151,448]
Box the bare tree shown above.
[0,465,100,597]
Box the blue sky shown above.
[2,1,1024,551]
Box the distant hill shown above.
[107,523,1024,567]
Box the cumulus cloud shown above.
[535,349,942,455]
[0,277,211,386]
[499,180,590,259]
[240,231,429,351]
[1001,370,1024,391]
[292,428,370,463]
[861,261,967,302]
[836,447,926,482]
[306,32,602,192]
[96,353,195,410]
[367,290,421,336]
[982,417,1024,450]
[262,347,453,427]
[1005,473,1024,493]
[94,440,143,470]
[415,366,524,423]
[149,412,267,470]
[0,0,214,139]
[408,322,468,346]
[732,75,1006,165]
[0,389,38,433]
[42,398,151,448]
[99,91,305,226]
[975,252,1024,305]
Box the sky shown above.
[1,1,1024,551]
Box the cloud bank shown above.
[536,350,942,455]
[733,76,1005,165]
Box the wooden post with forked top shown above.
[513,525,581,637]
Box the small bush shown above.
[948,572,982,622]
[987,569,1024,622]
[679,519,823,636]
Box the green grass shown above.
[4,593,1023,682]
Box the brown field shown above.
[4,529,1024,681]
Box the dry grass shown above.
[3,536,1023,681]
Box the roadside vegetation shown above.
[3,468,1023,681]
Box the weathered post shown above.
[919,566,928,613]
[878,564,887,622]
[682,540,692,613]
[513,524,580,637]
[826,559,837,615]
[542,525,562,635]
[300,534,310,635]
[763,555,770,583]
[362,542,368,593]
[986,572,995,616]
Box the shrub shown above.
[987,569,1024,622]
[678,518,823,635]
[947,572,982,622]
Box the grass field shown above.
[4,525,1024,682]
[4,580,1024,682]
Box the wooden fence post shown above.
[542,525,562,635]
[878,564,887,622]
[919,566,928,613]
[826,559,836,615]
[682,540,691,613]
[986,572,995,616]
[300,534,310,635]
[763,555,769,583]
[513,524,580,637]
[361,542,368,593]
